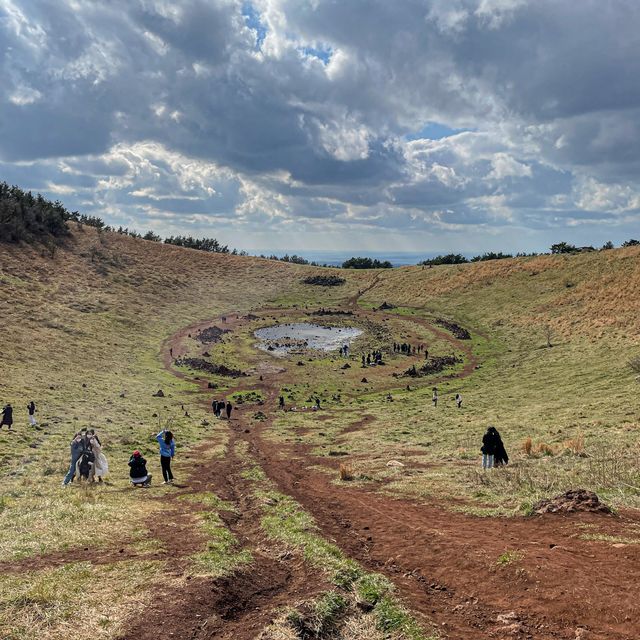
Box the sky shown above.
[1,0,639,255]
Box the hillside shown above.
[1,228,639,640]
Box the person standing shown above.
[62,433,85,486]
[27,401,37,426]
[481,426,501,469]
[225,401,233,420]
[90,433,109,482]
[432,388,438,407]
[279,396,285,410]
[156,429,175,484]
[494,429,509,466]
[0,403,13,430]
[455,393,462,409]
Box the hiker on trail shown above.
[156,429,175,484]
[432,388,438,407]
[0,403,13,430]
[494,429,509,467]
[211,398,218,416]
[343,344,349,357]
[425,350,429,360]
[62,432,85,486]
[129,451,152,486]
[481,426,507,469]
[218,400,226,418]
[279,396,285,410]
[170,347,173,358]
[89,432,108,482]
[455,393,462,409]
[225,401,233,420]
[27,401,37,426]
[366,354,371,365]
[314,397,321,410]
[361,354,366,367]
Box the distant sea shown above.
[263,250,437,267]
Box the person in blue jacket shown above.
[156,429,175,484]
[62,432,85,486]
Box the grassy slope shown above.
[1,231,639,637]
[266,248,640,514]
[0,227,362,639]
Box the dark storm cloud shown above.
[1,0,639,251]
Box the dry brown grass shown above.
[363,245,640,339]
[534,442,555,456]
[339,463,355,481]
[563,431,585,455]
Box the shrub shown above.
[420,253,468,266]
[342,256,392,269]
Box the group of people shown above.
[393,342,426,356]
[339,344,350,357]
[62,428,109,486]
[61,426,176,488]
[362,350,384,366]
[0,402,38,429]
[211,399,233,419]
[127,429,176,487]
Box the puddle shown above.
[254,323,362,356]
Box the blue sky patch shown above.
[300,45,333,64]
[242,2,267,49]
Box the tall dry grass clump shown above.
[563,431,585,456]
[339,463,354,481]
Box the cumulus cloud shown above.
[1,0,639,252]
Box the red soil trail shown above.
[246,426,640,640]
[118,417,329,640]
[148,294,640,639]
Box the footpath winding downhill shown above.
[123,288,640,640]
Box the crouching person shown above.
[129,450,152,487]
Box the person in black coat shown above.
[494,430,509,466]
[225,401,232,419]
[0,404,13,430]
[481,426,508,468]
[129,451,152,486]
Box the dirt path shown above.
[134,290,639,639]
[118,415,328,640]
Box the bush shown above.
[550,241,578,254]
[342,256,392,269]
[164,235,229,253]
[0,182,71,244]
[302,275,346,286]
[420,253,468,266]
[470,251,513,262]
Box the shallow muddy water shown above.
[254,322,362,355]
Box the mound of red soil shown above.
[533,489,612,515]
